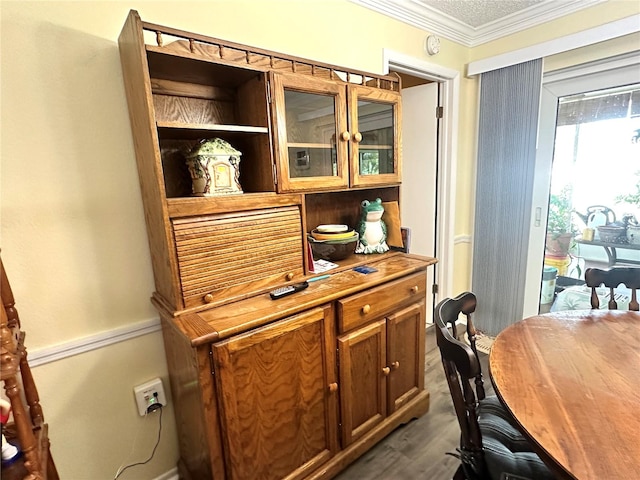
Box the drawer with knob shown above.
[337,272,426,333]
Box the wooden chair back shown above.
[1,255,58,480]
[584,267,640,311]
[435,293,556,480]
[434,292,485,468]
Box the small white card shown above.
[312,259,339,273]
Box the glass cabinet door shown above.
[348,85,402,187]
[271,73,349,192]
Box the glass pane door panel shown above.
[539,82,640,314]
[284,89,338,179]
[357,100,394,176]
[287,146,337,178]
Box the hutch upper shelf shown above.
[125,12,403,203]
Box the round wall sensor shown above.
[425,35,441,55]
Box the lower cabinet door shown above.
[213,305,338,480]
[386,301,425,413]
[338,319,387,447]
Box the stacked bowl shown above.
[308,225,359,261]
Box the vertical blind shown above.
[471,59,543,337]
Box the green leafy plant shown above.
[615,170,640,209]
[547,185,576,236]
[545,185,579,265]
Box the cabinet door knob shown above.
[204,293,214,303]
[328,382,338,393]
[410,286,419,294]
[353,132,362,143]
[341,131,351,141]
[285,272,294,281]
[361,304,371,315]
[382,366,391,376]
[391,361,400,370]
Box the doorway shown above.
[540,83,640,312]
[385,50,460,319]
[523,53,640,317]
[393,72,439,317]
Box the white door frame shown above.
[522,51,640,317]
[382,50,460,304]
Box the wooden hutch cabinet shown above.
[118,10,436,480]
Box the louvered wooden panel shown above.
[173,206,304,308]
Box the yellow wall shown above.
[0,0,638,478]
[0,1,467,478]
[450,2,640,295]
[545,31,640,72]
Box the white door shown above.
[522,57,640,317]
[400,82,439,319]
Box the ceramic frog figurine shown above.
[355,198,389,254]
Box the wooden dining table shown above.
[489,309,640,480]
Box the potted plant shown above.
[545,185,576,257]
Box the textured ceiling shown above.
[351,0,605,46]
[419,0,544,28]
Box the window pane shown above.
[357,100,394,175]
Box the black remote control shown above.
[270,281,309,300]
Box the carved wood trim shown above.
[139,16,400,92]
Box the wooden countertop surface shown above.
[172,253,436,345]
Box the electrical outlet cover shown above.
[133,377,167,416]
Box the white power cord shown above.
[113,405,163,479]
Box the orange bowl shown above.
[310,229,356,241]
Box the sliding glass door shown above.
[522,56,640,317]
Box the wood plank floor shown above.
[335,329,492,480]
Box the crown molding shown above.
[350,0,606,47]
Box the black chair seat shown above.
[480,408,555,480]
[478,397,530,450]
[478,396,515,424]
